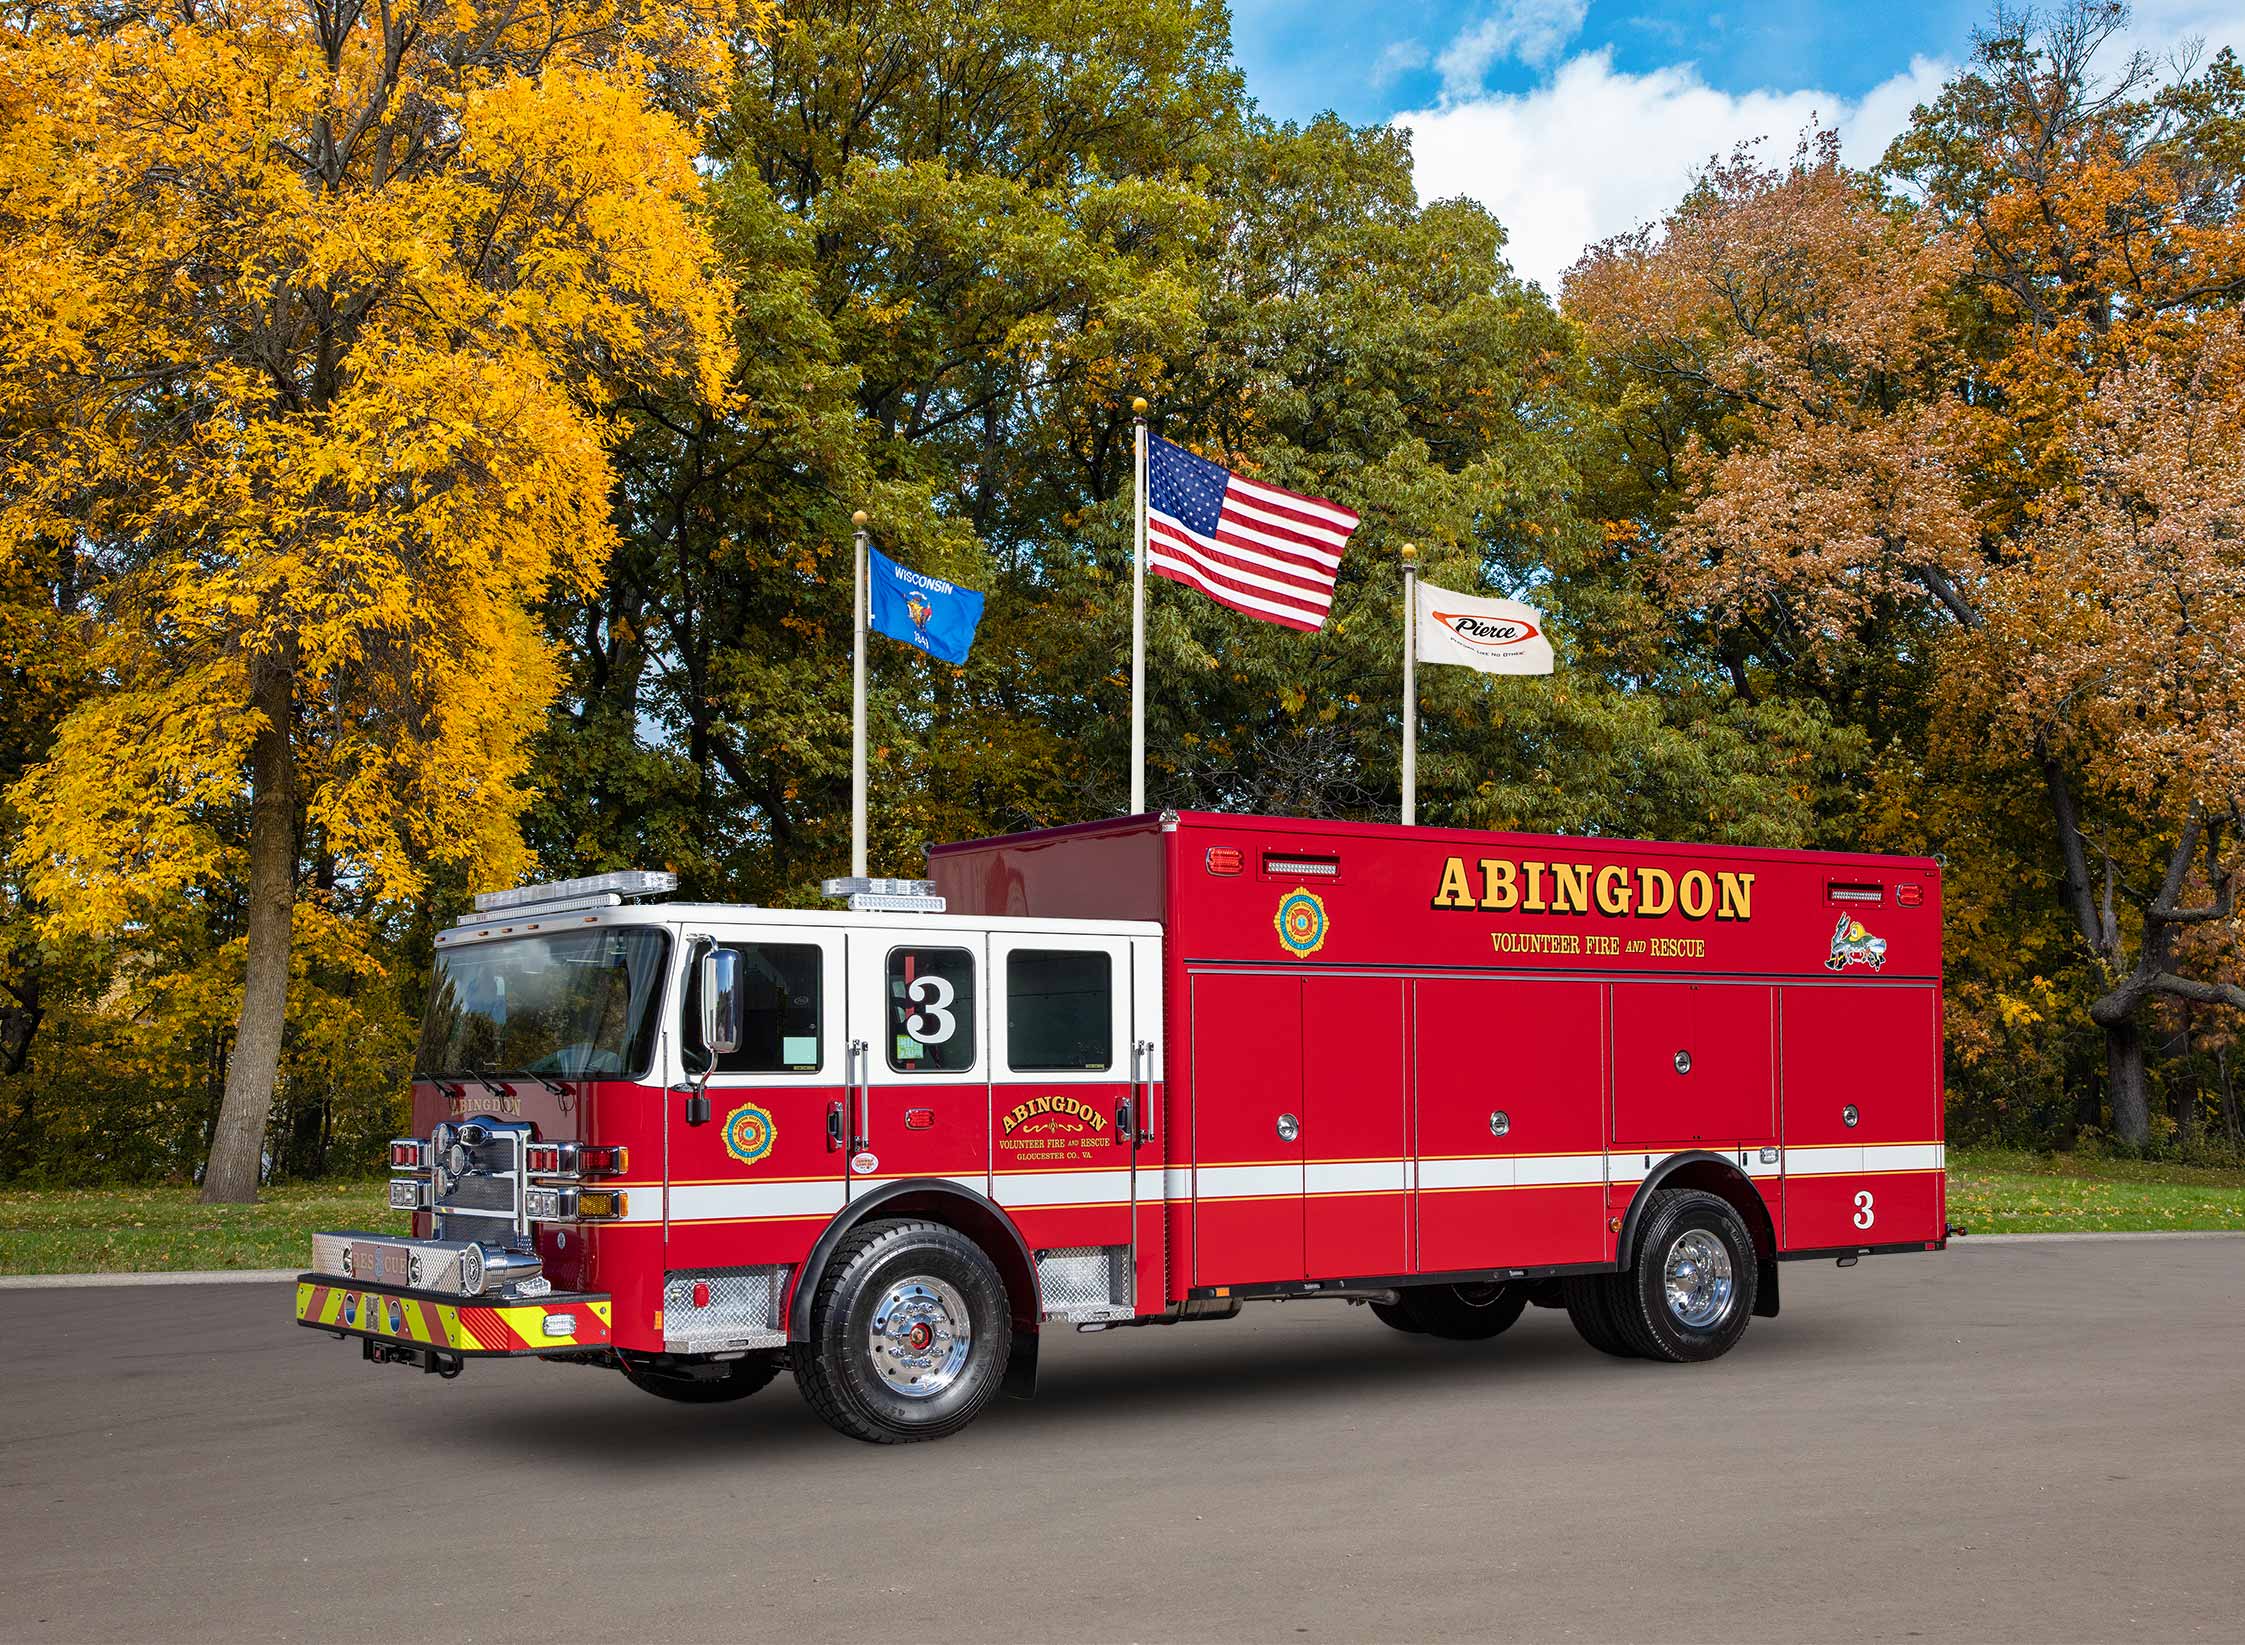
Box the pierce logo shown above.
[1433,610,1541,650]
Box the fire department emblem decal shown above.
[722,1103,778,1165]
[1826,915,1889,972]
[1274,887,1329,958]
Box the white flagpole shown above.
[1401,541,1418,827]
[1130,396,1149,816]
[851,509,870,878]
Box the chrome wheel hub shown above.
[868,1276,972,1398]
[1663,1230,1735,1329]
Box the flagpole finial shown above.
[1132,397,1148,416]
[1401,541,1417,561]
[851,510,868,529]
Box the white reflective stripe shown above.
[1194,1163,1304,1199]
[1162,1167,1193,1199]
[665,1180,845,1223]
[991,1169,1135,1207]
[1512,1153,1606,1187]
[1788,1143,1944,1175]
[1304,1159,1408,1195]
[1418,1155,1516,1191]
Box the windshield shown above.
[417,928,671,1080]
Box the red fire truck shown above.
[297,811,1946,1443]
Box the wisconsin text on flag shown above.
[1146,435,1360,631]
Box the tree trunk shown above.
[2105,1017,2149,1147]
[200,662,297,1204]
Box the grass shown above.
[0,1150,2238,1274]
[1946,1147,2245,1235]
[0,1180,402,1275]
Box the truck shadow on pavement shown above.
[442,1306,1880,1468]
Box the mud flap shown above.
[1754,1258,1780,1318]
[1002,1330,1040,1400]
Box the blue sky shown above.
[1227,0,2245,291]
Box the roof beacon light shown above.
[821,876,947,914]
[471,870,679,918]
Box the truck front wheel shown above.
[794,1218,1013,1444]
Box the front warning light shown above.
[1205,847,1243,876]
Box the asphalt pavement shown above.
[2,1237,2240,1643]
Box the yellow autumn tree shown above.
[0,0,753,1199]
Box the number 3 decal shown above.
[1853,1189,1876,1230]
[904,975,956,1045]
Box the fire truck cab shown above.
[298,811,1946,1444]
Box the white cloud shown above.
[1436,1,1591,99]
[1371,37,1432,92]
[1402,49,1951,294]
[1401,7,2245,297]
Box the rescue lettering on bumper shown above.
[294,1278,612,1354]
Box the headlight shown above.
[387,1178,427,1211]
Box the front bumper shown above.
[295,1276,613,1356]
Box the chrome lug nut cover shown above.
[867,1276,972,1398]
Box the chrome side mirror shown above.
[699,947,743,1059]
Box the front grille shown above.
[439,1175,515,1213]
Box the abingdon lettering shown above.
[1430,856,1754,921]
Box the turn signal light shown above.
[574,1189,628,1221]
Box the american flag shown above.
[1146,435,1360,632]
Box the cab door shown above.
[987,932,1139,1282]
[842,932,991,1198]
[665,927,846,1276]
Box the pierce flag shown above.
[1414,580,1554,675]
[867,545,984,666]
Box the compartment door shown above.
[1611,982,1776,1150]
[1414,977,1608,1272]
[1189,972,1303,1288]
[1302,976,1408,1279]
[1781,985,1944,1249]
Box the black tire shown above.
[794,1218,1013,1444]
[619,1349,784,1404]
[1608,1188,1758,1363]
[1398,1281,1529,1340]
[1369,1299,1426,1333]
[1562,1275,1640,1358]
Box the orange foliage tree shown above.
[1570,4,2245,1141]
[0,1,748,1198]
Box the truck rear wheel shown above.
[619,1350,783,1404]
[1397,1281,1528,1340]
[1561,1275,1639,1357]
[1609,1189,1758,1363]
[1369,1299,1426,1333]
[794,1218,1013,1444]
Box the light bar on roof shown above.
[473,871,678,914]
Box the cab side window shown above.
[1007,950,1112,1072]
[886,947,976,1073]
[682,942,823,1074]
